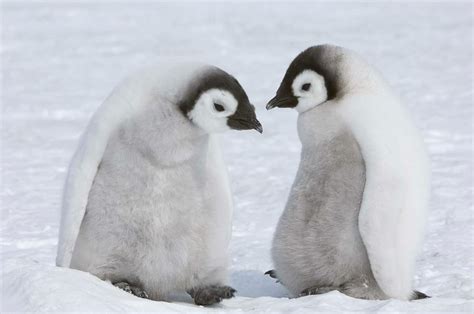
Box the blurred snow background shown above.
[1,1,472,312]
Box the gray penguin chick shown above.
[56,63,262,305]
[266,45,430,300]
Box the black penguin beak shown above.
[228,116,263,133]
[254,119,264,133]
[227,103,263,134]
[266,95,298,110]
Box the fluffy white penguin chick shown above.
[266,45,430,301]
[56,63,262,305]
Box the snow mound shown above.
[3,260,472,312]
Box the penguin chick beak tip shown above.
[254,121,263,134]
[266,103,275,110]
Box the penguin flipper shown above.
[357,161,430,300]
[56,129,103,267]
[56,81,141,267]
[203,135,234,262]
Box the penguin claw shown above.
[188,285,236,306]
[265,269,277,278]
[264,269,280,283]
[413,290,430,300]
[300,286,339,297]
[114,281,149,299]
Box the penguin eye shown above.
[214,103,225,112]
[301,83,311,91]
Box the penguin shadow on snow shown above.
[119,271,288,304]
[230,270,289,298]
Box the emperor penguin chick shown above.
[266,45,430,300]
[56,63,262,305]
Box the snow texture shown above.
[1,1,473,312]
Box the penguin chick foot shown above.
[188,285,236,306]
[300,285,339,297]
[114,281,149,299]
[338,279,388,300]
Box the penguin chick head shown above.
[180,66,262,134]
[266,45,344,113]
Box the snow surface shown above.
[1,1,473,312]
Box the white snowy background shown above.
[1,1,473,312]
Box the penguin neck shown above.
[297,102,348,148]
[122,103,210,167]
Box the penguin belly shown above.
[272,117,383,298]
[70,132,216,300]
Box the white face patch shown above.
[187,88,238,133]
[291,70,328,113]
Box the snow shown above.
[1,1,473,312]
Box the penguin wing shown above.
[56,87,138,267]
[356,124,430,300]
[205,135,233,250]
